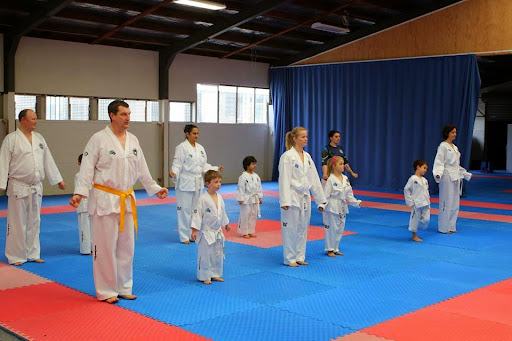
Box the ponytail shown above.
[285,126,306,150]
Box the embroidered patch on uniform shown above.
[194,209,197,213]
[333,183,338,187]
[200,151,204,155]
[294,164,299,168]
[283,222,288,227]
[177,206,182,211]
[188,154,193,158]
[39,143,44,149]
[84,151,88,156]
[133,148,138,156]
[109,150,116,155]
[324,224,330,229]
[206,208,211,213]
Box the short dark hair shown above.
[108,100,129,122]
[243,156,257,170]
[442,125,456,140]
[413,159,427,170]
[78,154,83,163]
[204,169,222,184]
[184,124,198,136]
[328,130,340,138]
[18,109,32,121]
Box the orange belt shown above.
[93,184,138,235]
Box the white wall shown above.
[169,54,269,102]
[15,37,159,99]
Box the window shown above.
[46,96,69,120]
[99,98,158,122]
[124,100,146,122]
[196,84,269,124]
[98,98,116,121]
[14,95,37,119]
[147,101,160,122]
[170,102,193,122]
[70,97,89,120]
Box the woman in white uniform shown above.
[278,126,326,267]
[170,125,223,244]
[432,125,472,234]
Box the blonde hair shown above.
[326,156,344,177]
[285,126,307,150]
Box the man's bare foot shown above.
[182,240,191,244]
[334,251,343,256]
[249,234,257,238]
[287,262,299,267]
[212,277,224,282]
[243,235,251,239]
[296,261,309,265]
[439,231,452,234]
[104,296,119,304]
[119,294,137,300]
[203,280,212,284]
[33,259,45,263]
[12,262,23,266]
[327,251,335,257]
[412,235,423,242]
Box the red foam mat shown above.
[0,282,209,340]
[0,265,52,291]
[334,331,394,340]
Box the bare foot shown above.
[243,235,251,239]
[334,251,344,256]
[327,251,335,257]
[296,261,309,265]
[212,277,224,282]
[451,230,458,233]
[33,259,45,263]
[203,280,212,284]
[249,234,257,238]
[287,262,299,267]
[412,235,423,242]
[119,294,137,300]
[182,240,191,244]
[104,296,119,304]
[439,231,452,234]
[12,262,23,266]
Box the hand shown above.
[169,171,176,178]
[259,198,263,204]
[281,206,289,210]
[435,175,440,179]
[191,229,197,240]
[156,188,169,199]
[322,173,328,180]
[218,166,224,172]
[318,206,324,212]
[69,194,83,208]
[238,201,244,205]
[58,181,66,190]
[351,172,359,178]
[225,225,231,232]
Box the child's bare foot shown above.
[327,251,335,257]
[334,251,343,256]
[243,235,251,239]
[412,235,423,242]
[287,262,299,267]
[203,280,212,284]
[296,260,309,265]
[12,262,23,266]
[104,296,119,304]
[119,294,137,300]
[33,259,45,263]
[182,240,191,244]
[212,277,224,282]
[249,234,257,238]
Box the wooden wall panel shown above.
[298,0,512,65]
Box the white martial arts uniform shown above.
[433,142,472,233]
[171,140,218,243]
[190,192,229,281]
[0,129,63,264]
[236,171,263,236]
[323,174,361,253]
[74,126,161,300]
[404,175,430,232]
[75,173,92,254]
[278,148,326,265]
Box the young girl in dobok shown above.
[323,156,361,258]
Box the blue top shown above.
[321,144,349,166]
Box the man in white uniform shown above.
[70,100,168,304]
[0,109,66,266]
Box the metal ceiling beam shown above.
[4,0,73,92]
[91,0,174,44]
[273,0,466,66]
[222,0,361,59]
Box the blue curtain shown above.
[270,55,481,191]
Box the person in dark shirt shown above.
[321,130,358,180]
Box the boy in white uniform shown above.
[236,156,263,238]
[191,170,230,284]
[404,159,431,242]
[323,156,361,257]
[75,153,92,254]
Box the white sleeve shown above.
[308,158,327,206]
[42,136,63,186]
[220,198,229,226]
[278,154,292,207]
[345,179,361,207]
[171,144,184,179]
[236,175,245,202]
[460,167,472,181]
[0,136,12,190]
[257,174,263,199]
[432,145,446,183]
[403,177,415,207]
[75,136,99,197]
[190,198,203,230]
[136,145,162,197]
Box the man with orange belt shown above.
[70,100,168,304]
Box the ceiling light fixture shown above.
[311,22,350,35]
[174,0,226,10]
